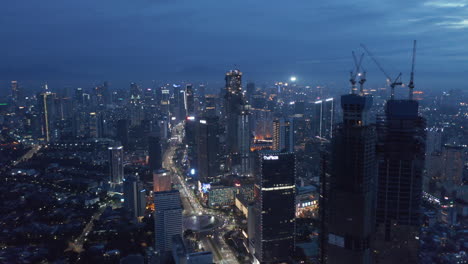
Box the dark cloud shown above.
[0,0,467,90]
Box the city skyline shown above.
[0,1,466,264]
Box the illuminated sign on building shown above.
[263,155,279,160]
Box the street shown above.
[163,123,239,264]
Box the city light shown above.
[290,76,297,82]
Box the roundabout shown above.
[183,214,223,232]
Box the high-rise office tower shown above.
[88,112,102,138]
[185,84,195,117]
[160,86,171,117]
[238,105,252,176]
[224,70,244,157]
[38,91,57,142]
[123,174,147,219]
[109,144,124,184]
[102,81,111,105]
[74,87,84,106]
[130,82,141,98]
[172,85,185,122]
[197,116,220,183]
[254,151,296,263]
[154,190,183,253]
[11,81,19,103]
[153,169,172,192]
[374,99,426,264]
[148,134,162,171]
[116,119,130,149]
[325,93,376,264]
[273,119,280,150]
[272,118,294,152]
[130,82,144,127]
[312,98,335,139]
[204,95,217,117]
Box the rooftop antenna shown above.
[361,44,402,100]
[350,51,364,94]
[408,40,417,100]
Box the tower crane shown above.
[350,51,364,94]
[361,44,402,100]
[352,52,367,95]
[408,40,417,100]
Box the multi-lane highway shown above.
[163,123,239,264]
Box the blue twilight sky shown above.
[0,0,467,91]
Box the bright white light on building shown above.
[190,169,196,175]
[290,76,297,82]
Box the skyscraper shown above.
[441,144,465,186]
[11,81,19,103]
[38,91,57,142]
[148,134,162,171]
[109,144,124,184]
[325,93,376,264]
[312,98,335,139]
[154,190,183,253]
[272,118,294,152]
[74,87,84,106]
[272,119,281,151]
[374,99,426,264]
[153,169,172,192]
[224,70,244,158]
[185,84,195,117]
[123,174,147,219]
[238,104,252,176]
[204,95,217,117]
[129,82,144,127]
[254,151,296,263]
[197,116,220,183]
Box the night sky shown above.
[0,0,467,91]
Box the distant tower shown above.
[254,151,296,263]
[129,82,144,127]
[38,91,57,142]
[11,81,19,103]
[185,84,195,117]
[238,104,252,176]
[75,87,84,106]
[109,144,124,184]
[325,93,377,264]
[204,95,217,117]
[313,98,335,139]
[272,118,294,152]
[154,190,183,253]
[224,70,244,158]
[374,99,426,264]
[123,174,146,219]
